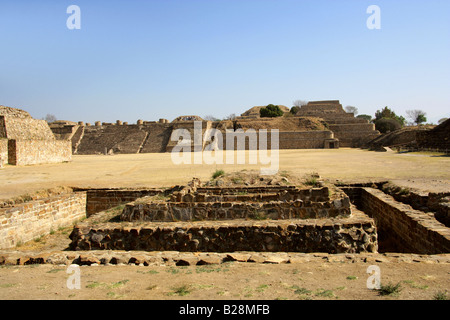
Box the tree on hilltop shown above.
[406,109,427,125]
[45,114,57,123]
[374,106,406,126]
[345,106,358,115]
[260,104,284,118]
[292,100,308,107]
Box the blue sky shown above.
[1,0,449,124]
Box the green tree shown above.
[406,109,427,125]
[374,118,402,133]
[290,106,300,114]
[374,107,406,126]
[260,104,284,118]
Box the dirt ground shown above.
[0,260,449,300]
[1,149,449,201]
[0,148,449,301]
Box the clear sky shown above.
[1,0,449,124]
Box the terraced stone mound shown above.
[69,179,378,254]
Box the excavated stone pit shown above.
[1,178,449,267]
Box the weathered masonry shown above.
[0,105,71,166]
[0,192,86,249]
[1,181,449,256]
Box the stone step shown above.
[69,210,377,254]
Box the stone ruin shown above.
[45,100,381,155]
[295,101,380,147]
[0,106,71,167]
[69,178,379,254]
[1,174,449,267]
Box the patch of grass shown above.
[166,267,181,274]
[377,282,402,296]
[86,281,103,289]
[196,265,230,273]
[304,172,320,187]
[256,284,269,293]
[0,283,17,288]
[110,279,129,289]
[212,169,225,179]
[46,268,64,273]
[403,280,428,290]
[168,285,191,296]
[314,289,336,298]
[294,287,312,295]
[86,280,129,290]
[433,290,448,300]
[137,270,159,274]
[346,275,358,280]
[106,292,124,299]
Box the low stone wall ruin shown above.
[359,188,450,254]
[0,192,87,249]
[75,188,166,216]
[70,210,377,254]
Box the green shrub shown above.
[260,104,284,118]
[378,282,402,296]
[212,169,225,179]
[375,118,402,134]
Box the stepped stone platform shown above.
[69,209,377,254]
[69,181,377,254]
[120,186,351,222]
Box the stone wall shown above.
[296,101,380,147]
[0,139,7,167]
[62,119,339,153]
[69,210,377,254]
[416,118,450,150]
[76,124,148,154]
[7,139,72,166]
[0,192,87,249]
[74,123,174,154]
[359,188,450,254]
[121,198,351,222]
[380,183,450,227]
[221,130,335,150]
[0,116,55,140]
[74,188,166,216]
[1,107,73,166]
[279,131,334,149]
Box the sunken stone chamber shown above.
[120,186,352,222]
[68,184,377,254]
